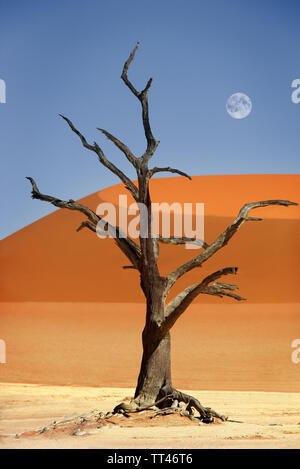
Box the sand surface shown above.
[0,302,299,393]
[0,383,299,449]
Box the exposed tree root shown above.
[113,388,227,424]
[0,392,231,439]
[170,388,227,422]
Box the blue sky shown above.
[0,0,299,239]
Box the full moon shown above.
[226,92,252,119]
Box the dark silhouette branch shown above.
[26,177,100,224]
[149,166,192,181]
[119,44,164,284]
[162,267,240,334]
[120,43,140,98]
[121,43,159,161]
[166,199,298,291]
[26,177,141,269]
[59,114,139,200]
[97,128,138,168]
[76,221,97,232]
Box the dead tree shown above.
[27,44,297,422]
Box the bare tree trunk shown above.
[134,328,172,406]
[134,273,172,406]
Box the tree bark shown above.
[134,328,172,407]
[134,274,172,406]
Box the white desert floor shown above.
[0,383,299,449]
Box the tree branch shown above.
[158,236,208,249]
[26,177,100,224]
[121,43,159,161]
[120,42,140,98]
[162,267,240,334]
[212,282,239,291]
[59,114,139,200]
[97,128,138,168]
[149,167,192,181]
[26,177,141,269]
[201,284,246,301]
[76,220,97,232]
[167,199,298,289]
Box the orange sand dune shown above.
[0,174,299,303]
[0,174,299,391]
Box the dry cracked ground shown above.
[0,383,299,449]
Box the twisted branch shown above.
[149,166,192,180]
[158,236,208,248]
[76,221,97,233]
[26,177,141,269]
[162,267,240,334]
[167,199,298,290]
[97,128,138,168]
[121,43,159,162]
[201,284,246,301]
[26,177,99,224]
[59,115,139,200]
